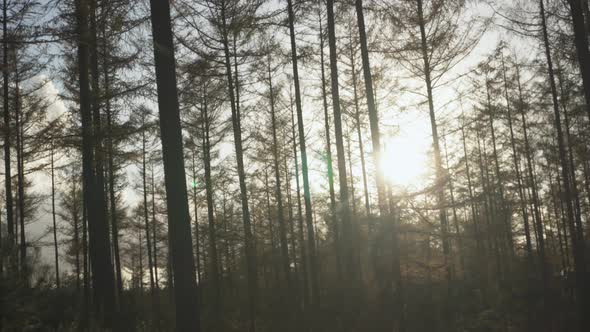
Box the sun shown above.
[379,123,432,189]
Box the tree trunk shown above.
[515,62,545,268]
[14,60,26,278]
[347,135,357,217]
[81,195,90,323]
[201,84,220,320]
[287,0,320,309]
[484,80,513,263]
[2,0,14,249]
[51,140,60,287]
[326,0,356,285]
[147,0,200,328]
[289,97,309,310]
[102,23,123,297]
[346,135,363,284]
[150,165,159,289]
[354,0,387,214]
[191,153,202,287]
[222,193,236,295]
[284,152,300,292]
[219,4,257,329]
[347,27,370,217]
[460,122,486,290]
[268,58,292,295]
[539,0,589,328]
[475,128,497,293]
[139,232,144,291]
[264,169,280,290]
[554,165,572,271]
[416,0,452,327]
[317,4,341,280]
[73,178,81,291]
[443,137,464,276]
[387,183,405,332]
[567,0,590,121]
[549,173,568,272]
[502,55,533,265]
[141,121,156,297]
[75,0,116,325]
[556,59,585,245]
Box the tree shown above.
[353,0,387,216]
[2,0,13,256]
[538,0,589,329]
[326,0,356,288]
[286,0,320,310]
[148,0,201,329]
[75,0,116,325]
[567,0,590,121]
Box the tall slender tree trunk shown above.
[484,80,513,262]
[515,63,544,267]
[268,58,292,296]
[354,0,386,214]
[138,232,144,291]
[348,35,370,218]
[81,195,90,323]
[387,183,405,332]
[89,0,109,258]
[51,140,60,287]
[502,55,533,264]
[317,4,341,280]
[287,0,320,309]
[556,59,585,243]
[219,5,257,330]
[191,153,202,287]
[75,0,116,325]
[443,137,464,276]
[355,0,405,322]
[460,122,486,287]
[102,24,123,297]
[147,0,200,328]
[73,179,81,291]
[326,0,356,286]
[549,174,568,273]
[201,84,220,321]
[539,1,589,329]
[479,129,503,281]
[264,169,280,291]
[289,98,309,311]
[141,121,156,297]
[416,0,452,327]
[150,166,159,289]
[223,194,237,295]
[346,134,363,283]
[568,0,590,121]
[2,0,14,250]
[14,62,26,277]
[475,128,497,295]
[14,204,18,267]
[553,166,571,271]
[284,153,300,290]
[347,135,357,217]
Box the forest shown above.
[0,0,590,331]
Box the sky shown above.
[18,0,546,277]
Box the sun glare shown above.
[379,121,432,189]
